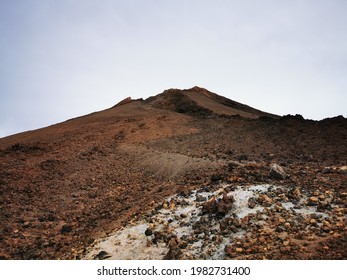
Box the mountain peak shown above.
[185,86,210,92]
[145,87,278,119]
[159,86,209,95]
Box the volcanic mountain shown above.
[0,87,346,260]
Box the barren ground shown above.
[0,87,346,259]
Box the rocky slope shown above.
[0,87,346,259]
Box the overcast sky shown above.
[1,0,346,137]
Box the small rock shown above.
[220,218,232,231]
[94,251,111,260]
[179,189,189,197]
[307,196,319,206]
[202,197,218,214]
[270,164,287,180]
[60,224,73,234]
[146,210,154,218]
[211,174,223,182]
[258,194,273,207]
[167,227,174,234]
[152,231,165,244]
[248,197,256,209]
[224,245,235,257]
[235,247,243,253]
[321,226,331,233]
[323,221,332,228]
[23,221,31,228]
[216,192,233,216]
[278,193,288,202]
[88,193,97,199]
[145,228,153,236]
[339,166,347,171]
[233,217,241,228]
[196,194,207,202]
[170,203,176,211]
[293,188,302,198]
[164,238,181,260]
[258,236,266,243]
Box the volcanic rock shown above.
[270,164,287,180]
[248,197,257,209]
[94,251,111,260]
[202,197,218,215]
[217,191,234,216]
[145,228,153,236]
[60,225,73,234]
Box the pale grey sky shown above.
[1,0,346,137]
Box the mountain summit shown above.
[144,86,278,118]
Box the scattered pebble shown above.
[83,183,344,260]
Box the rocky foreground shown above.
[85,163,347,260]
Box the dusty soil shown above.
[0,87,346,259]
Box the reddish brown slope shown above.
[0,87,346,260]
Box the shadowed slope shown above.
[146,86,279,118]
